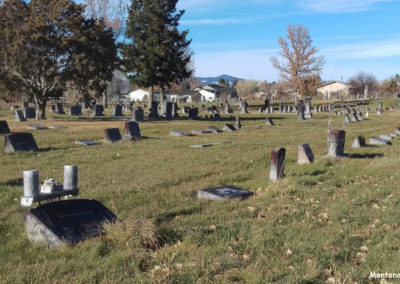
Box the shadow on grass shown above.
[349,153,384,159]
[1,177,23,187]
[155,207,202,226]
[38,147,59,152]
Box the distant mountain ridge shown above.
[195,74,245,85]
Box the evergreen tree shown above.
[0,0,118,119]
[122,0,192,103]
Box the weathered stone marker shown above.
[15,110,26,122]
[92,104,104,116]
[75,140,100,146]
[265,118,274,126]
[4,133,39,152]
[370,136,391,145]
[191,129,213,135]
[235,117,242,129]
[380,134,393,140]
[269,148,286,180]
[24,107,36,119]
[188,108,199,120]
[298,143,314,164]
[327,130,346,157]
[112,104,123,116]
[123,121,141,140]
[170,130,186,137]
[189,144,213,148]
[103,128,122,143]
[344,114,351,123]
[351,136,366,148]
[0,120,11,134]
[198,185,253,200]
[54,103,65,114]
[149,101,159,118]
[297,101,305,120]
[132,107,144,122]
[223,124,237,132]
[304,97,312,118]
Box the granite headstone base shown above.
[198,185,253,200]
[24,199,116,247]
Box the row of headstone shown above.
[103,122,142,143]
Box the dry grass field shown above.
[1,100,400,283]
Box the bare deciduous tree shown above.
[348,71,377,96]
[270,24,325,95]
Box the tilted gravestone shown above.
[24,199,116,247]
[370,136,391,145]
[270,148,285,180]
[4,133,39,152]
[92,105,104,116]
[265,118,274,126]
[132,107,144,122]
[298,143,314,165]
[54,103,65,114]
[24,107,36,119]
[123,121,141,140]
[351,136,366,148]
[70,105,82,116]
[0,120,11,134]
[198,185,253,201]
[223,124,237,132]
[112,105,123,116]
[103,128,122,143]
[327,130,346,157]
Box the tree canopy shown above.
[0,0,118,119]
[270,24,325,95]
[122,0,192,101]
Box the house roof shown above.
[317,81,351,88]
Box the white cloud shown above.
[300,0,396,13]
[323,39,400,59]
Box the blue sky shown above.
[176,0,400,82]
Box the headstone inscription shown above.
[4,133,39,152]
[123,121,141,140]
[298,143,314,164]
[0,120,11,134]
[327,130,346,157]
[198,185,253,200]
[24,107,36,119]
[103,128,122,143]
[270,148,285,180]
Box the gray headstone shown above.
[189,144,213,148]
[223,124,237,132]
[54,103,65,114]
[24,199,116,247]
[103,128,122,143]
[0,120,11,134]
[24,107,36,119]
[344,114,351,123]
[123,121,141,140]
[70,105,82,116]
[182,106,190,114]
[4,133,39,152]
[92,105,104,116]
[270,148,285,180]
[112,105,123,117]
[265,118,274,126]
[75,140,100,146]
[297,105,305,120]
[351,136,366,148]
[198,185,253,200]
[15,110,26,122]
[370,137,391,145]
[170,130,187,137]
[298,143,314,164]
[132,107,144,122]
[235,117,241,129]
[27,124,48,130]
[207,126,222,133]
[304,97,312,118]
[327,130,346,157]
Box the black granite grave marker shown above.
[104,128,122,143]
[123,121,141,140]
[0,120,11,134]
[4,133,39,152]
[198,185,253,200]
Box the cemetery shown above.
[1,98,400,282]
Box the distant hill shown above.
[195,74,245,86]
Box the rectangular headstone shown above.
[103,128,122,143]
[0,120,11,134]
[15,110,26,122]
[270,148,285,180]
[123,121,141,140]
[24,107,36,119]
[298,143,314,164]
[4,133,39,152]
[112,105,123,117]
[132,107,144,122]
[24,199,116,247]
[92,105,104,116]
[188,108,199,120]
[54,103,65,114]
[327,130,346,157]
[198,185,253,200]
[70,105,82,116]
[75,140,100,146]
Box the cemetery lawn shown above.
[1,101,400,283]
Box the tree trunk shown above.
[161,87,166,101]
[148,86,153,104]
[34,96,47,120]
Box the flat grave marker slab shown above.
[48,126,68,129]
[170,130,186,137]
[207,126,223,133]
[191,130,213,135]
[24,199,116,247]
[210,141,232,145]
[189,144,213,148]
[223,124,237,132]
[75,140,100,146]
[4,133,39,152]
[0,120,11,134]
[104,128,122,143]
[370,137,391,145]
[380,134,393,140]
[27,124,48,130]
[198,185,253,201]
